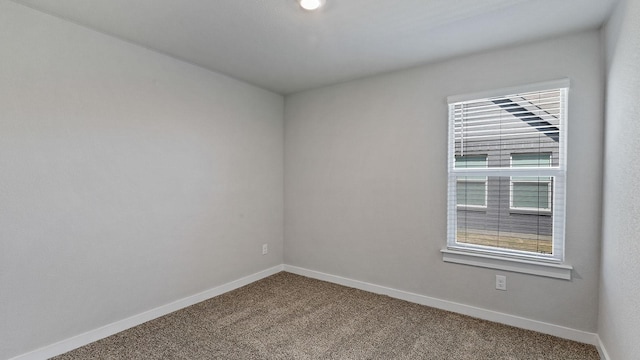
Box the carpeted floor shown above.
[52,272,599,359]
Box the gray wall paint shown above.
[285,31,603,332]
[0,2,283,358]
[599,0,640,358]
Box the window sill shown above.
[441,248,573,280]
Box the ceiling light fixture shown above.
[299,0,325,11]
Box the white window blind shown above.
[447,80,568,262]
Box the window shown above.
[446,80,568,263]
[455,155,487,208]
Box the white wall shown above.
[0,1,283,359]
[599,0,640,358]
[285,31,604,332]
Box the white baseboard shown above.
[11,264,605,360]
[10,265,284,360]
[596,335,611,360]
[283,265,600,348]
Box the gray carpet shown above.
[52,272,599,359]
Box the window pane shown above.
[456,176,553,255]
[511,153,551,167]
[512,181,550,209]
[453,90,562,168]
[455,155,487,168]
[457,179,486,206]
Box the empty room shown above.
[1,0,638,359]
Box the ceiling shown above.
[14,0,617,94]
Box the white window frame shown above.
[443,79,571,279]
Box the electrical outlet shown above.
[262,244,268,255]
[495,275,507,291]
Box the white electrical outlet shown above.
[495,275,507,291]
[262,244,268,255]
